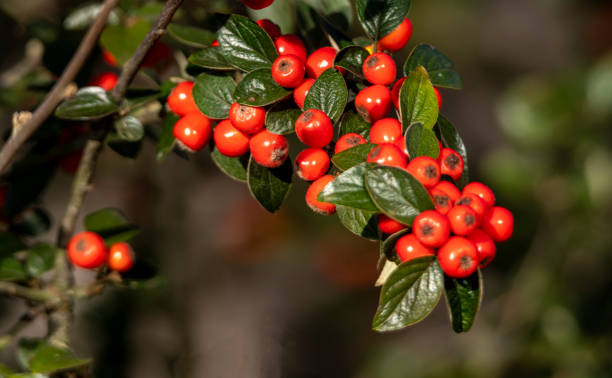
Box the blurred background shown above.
[1,0,612,377]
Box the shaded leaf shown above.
[12,207,52,236]
[336,205,378,240]
[338,110,370,137]
[304,68,348,123]
[156,113,179,162]
[399,66,439,131]
[55,87,118,121]
[331,142,375,171]
[100,19,150,65]
[403,44,462,89]
[334,46,369,78]
[84,208,140,245]
[356,0,411,40]
[0,232,26,256]
[233,69,291,106]
[188,47,233,70]
[114,116,144,142]
[25,244,60,277]
[210,146,249,182]
[317,163,377,211]
[193,72,235,119]
[444,270,482,333]
[265,102,301,135]
[319,16,354,49]
[0,257,27,281]
[106,133,142,159]
[405,122,440,159]
[167,23,215,48]
[379,228,410,263]
[437,115,469,187]
[247,157,293,213]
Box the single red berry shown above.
[211,39,219,47]
[108,242,134,273]
[378,214,407,235]
[395,234,435,262]
[468,229,496,268]
[437,236,478,278]
[88,72,118,91]
[391,77,405,109]
[141,41,171,68]
[355,84,392,123]
[378,18,413,52]
[335,133,367,154]
[394,138,410,158]
[249,129,289,168]
[363,53,397,86]
[275,34,307,62]
[438,148,464,181]
[173,113,213,152]
[482,206,514,242]
[272,54,305,88]
[102,50,117,66]
[429,187,453,215]
[305,174,336,215]
[407,156,441,188]
[295,148,330,181]
[256,19,281,39]
[433,181,461,202]
[67,231,108,269]
[447,205,479,236]
[463,182,496,207]
[295,109,334,148]
[228,102,266,135]
[167,81,200,116]
[455,193,489,222]
[306,47,337,78]
[434,87,442,109]
[366,143,407,168]
[293,78,315,109]
[369,118,402,144]
[213,119,250,157]
[413,210,451,248]
[241,0,274,10]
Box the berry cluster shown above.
[67,231,134,273]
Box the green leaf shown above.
[317,163,377,211]
[193,72,236,119]
[0,363,13,374]
[405,122,440,159]
[106,133,142,159]
[0,232,26,255]
[63,3,120,30]
[364,165,434,225]
[379,228,410,263]
[356,0,411,40]
[25,244,60,277]
[319,16,354,49]
[100,19,150,65]
[0,257,27,281]
[12,208,51,236]
[265,102,301,135]
[55,87,118,121]
[114,260,164,289]
[331,142,376,171]
[210,146,249,182]
[114,116,144,142]
[437,115,469,187]
[336,205,378,240]
[403,44,463,89]
[444,270,482,333]
[218,14,278,72]
[156,113,179,162]
[372,257,444,332]
[304,68,348,123]
[188,47,234,70]
[338,110,370,137]
[166,23,215,48]
[247,157,293,213]
[334,46,369,78]
[84,208,140,245]
[4,162,55,218]
[399,66,439,131]
[233,69,291,106]
[17,339,44,370]
[28,344,90,374]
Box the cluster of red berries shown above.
[67,231,134,273]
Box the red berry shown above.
[394,137,410,157]
[391,77,405,109]
[438,148,463,181]
[249,129,289,168]
[455,193,489,222]
[108,242,134,273]
[88,72,118,91]
[173,113,212,152]
[256,19,281,39]
[355,85,392,123]
[141,41,171,68]
[433,181,461,202]
[241,0,274,10]
[295,148,330,181]
[437,236,478,278]
[102,50,117,66]
[293,78,315,109]
[306,174,336,215]
[463,182,496,207]
[363,53,397,86]
[228,102,266,135]
[434,87,442,109]
[407,156,441,188]
[378,214,407,234]
[67,231,108,269]
[429,187,453,215]
[295,109,334,148]
[211,39,219,47]
[272,54,305,88]
[413,210,451,248]
[378,18,413,52]
[482,206,514,242]
[213,119,250,157]
[468,229,496,268]
[335,133,367,154]
[447,205,479,236]
[369,118,402,144]
[275,34,307,62]
[167,81,200,116]
[395,234,435,262]
[366,143,407,168]
[306,47,337,78]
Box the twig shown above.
[0,305,46,350]
[0,281,54,302]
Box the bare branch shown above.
[0,281,54,302]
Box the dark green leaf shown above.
[403,44,463,89]
[437,115,469,187]
[84,208,140,245]
[115,260,165,289]
[247,157,293,213]
[372,257,443,332]
[336,205,378,240]
[193,72,236,119]
[379,228,410,263]
[331,142,375,171]
[63,4,120,30]
[338,110,370,137]
[114,116,144,142]
[233,69,291,106]
[210,146,249,182]
[405,122,440,159]
[444,270,482,333]
[156,113,179,162]
[29,344,90,374]
[334,46,369,78]
[17,339,44,370]
[106,133,142,159]
[356,0,411,40]
[319,16,354,49]
[265,102,301,135]
[55,87,118,121]
[4,162,55,218]
[188,47,233,70]
[12,208,51,236]
[317,163,377,211]
[25,244,60,277]
[304,68,348,123]
[0,232,26,256]
[218,14,278,72]
[364,165,434,225]
[100,19,150,65]
[166,23,215,48]
[0,257,27,281]
[399,66,439,131]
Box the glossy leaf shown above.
[444,270,482,333]
[379,228,410,263]
[156,113,179,162]
[334,46,369,78]
[437,115,469,187]
[331,143,376,171]
[114,116,144,142]
[100,19,150,65]
[233,69,291,106]
[304,68,348,123]
[193,72,235,119]
[405,122,440,159]
[28,344,90,374]
[210,146,249,182]
[265,102,301,135]
[25,244,60,277]
[336,205,378,240]
[167,23,215,48]
[247,157,293,213]
[356,0,411,40]
[84,208,140,245]
[364,165,434,225]
[403,44,463,89]
[55,87,118,121]
[399,66,439,131]
[317,163,377,211]
[106,133,142,159]
[188,46,233,70]
[372,257,444,332]
[338,110,370,137]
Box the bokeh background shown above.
[2,0,612,377]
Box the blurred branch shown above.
[0,305,45,350]
[0,282,53,302]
